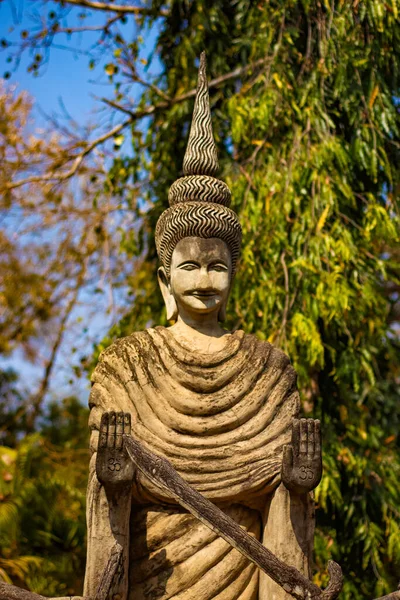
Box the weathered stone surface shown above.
[83,248,322,599]
[83,52,322,600]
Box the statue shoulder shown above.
[92,330,153,383]
[242,332,295,375]
[97,330,150,362]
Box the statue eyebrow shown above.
[177,260,200,267]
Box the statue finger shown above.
[282,444,293,469]
[108,411,116,448]
[300,419,308,456]
[124,413,131,437]
[99,413,109,449]
[292,419,300,456]
[314,419,321,457]
[307,420,315,458]
[116,412,124,450]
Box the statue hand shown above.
[281,418,322,494]
[96,411,135,492]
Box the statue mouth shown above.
[190,290,218,298]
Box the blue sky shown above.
[0,1,162,121]
[0,1,162,404]
[0,0,111,123]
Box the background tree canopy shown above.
[0,0,399,598]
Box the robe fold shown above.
[84,327,308,600]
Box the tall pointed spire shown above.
[182,51,219,177]
[156,53,242,276]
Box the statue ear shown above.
[157,267,178,321]
[218,302,227,322]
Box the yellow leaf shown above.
[114,134,124,147]
[385,435,396,445]
[368,85,379,109]
[272,73,283,89]
[316,205,330,233]
[105,63,116,76]
[265,193,270,214]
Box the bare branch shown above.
[130,73,172,102]
[30,14,121,38]
[6,55,272,189]
[0,542,122,600]
[104,55,274,114]
[0,583,88,599]
[58,0,169,16]
[6,120,128,189]
[27,260,87,430]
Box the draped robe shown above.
[84,327,314,600]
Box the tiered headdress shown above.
[155,52,242,275]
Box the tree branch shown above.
[26,254,88,430]
[6,55,272,189]
[130,73,172,102]
[0,542,122,600]
[6,120,127,189]
[0,583,85,600]
[105,55,274,115]
[58,0,169,16]
[28,14,121,39]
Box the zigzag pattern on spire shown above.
[169,175,231,206]
[182,51,219,178]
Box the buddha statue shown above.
[83,53,322,600]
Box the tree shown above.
[1,1,399,597]
[0,83,135,430]
[0,397,89,594]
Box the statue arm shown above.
[259,393,320,599]
[83,384,132,600]
[258,485,315,600]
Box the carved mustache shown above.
[185,288,219,297]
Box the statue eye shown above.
[179,262,198,271]
[210,264,227,272]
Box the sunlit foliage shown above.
[0,396,89,594]
[0,0,399,597]
[101,2,400,597]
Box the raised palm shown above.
[96,411,135,491]
[281,418,322,494]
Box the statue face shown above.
[169,237,232,317]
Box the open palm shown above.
[281,418,322,494]
[96,411,135,491]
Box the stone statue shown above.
[83,52,322,600]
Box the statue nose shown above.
[197,269,213,289]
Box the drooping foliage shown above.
[0,0,399,597]
[98,2,400,597]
